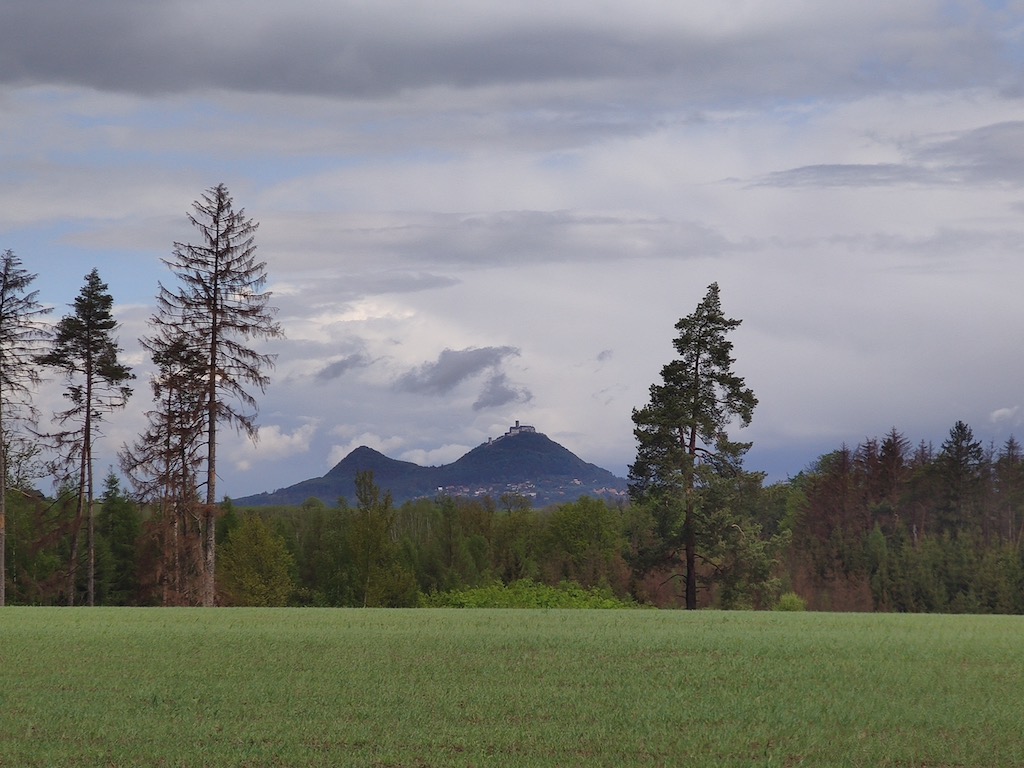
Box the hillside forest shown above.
[3,190,1023,611]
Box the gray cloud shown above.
[473,372,532,411]
[427,211,730,265]
[395,346,521,396]
[756,163,939,188]
[262,211,731,275]
[0,2,1008,106]
[315,353,372,383]
[273,270,460,310]
[756,121,1024,190]
[912,121,1024,186]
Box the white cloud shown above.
[231,422,318,472]
[400,444,474,468]
[990,407,1021,425]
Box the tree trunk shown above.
[684,501,697,610]
[203,505,216,606]
[66,493,84,606]
[0,423,5,610]
[87,437,95,607]
[685,423,698,610]
[202,272,219,608]
[0,495,5,607]
[201,397,217,606]
[0,401,6,607]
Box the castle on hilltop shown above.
[505,420,535,437]
[488,420,536,444]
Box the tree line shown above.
[8,421,1022,612]
[0,183,282,606]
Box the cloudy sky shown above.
[3,1,1024,499]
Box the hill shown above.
[234,425,627,508]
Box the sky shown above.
[3,1,1024,500]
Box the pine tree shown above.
[0,250,52,606]
[38,268,133,606]
[154,184,283,605]
[629,283,757,609]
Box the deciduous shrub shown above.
[775,591,807,611]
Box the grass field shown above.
[2,608,1023,767]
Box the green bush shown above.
[775,591,807,611]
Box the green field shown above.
[2,609,1023,767]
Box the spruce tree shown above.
[154,183,283,605]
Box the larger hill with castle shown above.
[234,423,627,508]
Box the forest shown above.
[4,419,1024,613]
[2,190,1023,611]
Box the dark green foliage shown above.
[539,496,629,594]
[400,496,493,594]
[95,473,141,605]
[218,513,295,606]
[937,420,986,536]
[2,488,78,605]
[492,504,543,583]
[289,497,352,606]
[342,470,418,607]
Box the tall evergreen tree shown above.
[877,427,910,508]
[38,268,133,606]
[0,250,52,606]
[937,420,985,536]
[629,283,757,609]
[154,183,283,606]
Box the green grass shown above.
[2,609,1023,766]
